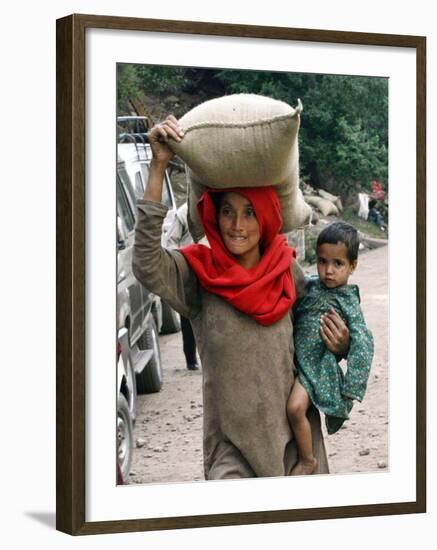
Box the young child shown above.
[287,221,374,476]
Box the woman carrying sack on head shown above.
[132,115,349,479]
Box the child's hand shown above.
[320,308,350,355]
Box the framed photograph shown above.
[56,14,426,535]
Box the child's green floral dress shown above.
[293,277,374,434]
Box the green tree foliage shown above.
[117,65,388,198]
[216,70,388,197]
[134,65,189,93]
[117,64,189,106]
[117,64,141,107]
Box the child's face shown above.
[316,242,357,288]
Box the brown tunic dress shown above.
[133,200,329,479]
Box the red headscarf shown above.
[180,186,297,326]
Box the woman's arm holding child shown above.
[320,308,350,356]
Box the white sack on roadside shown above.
[358,193,370,220]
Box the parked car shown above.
[117,327,136,483]
[117,160,164,395]
[116,121,184,480]
[117,121,182,334]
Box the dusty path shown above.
[130,336,204,484]
[130,245,388,484]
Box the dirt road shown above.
[129,245,388,484]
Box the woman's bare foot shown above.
[291,457,318,476]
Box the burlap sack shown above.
[318,189,343,213]
[304,195,339,217]
[168,93,312,241]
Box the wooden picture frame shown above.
[56,13,426,535]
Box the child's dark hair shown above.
[316,221,360,262]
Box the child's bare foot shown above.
[291,457,318,476]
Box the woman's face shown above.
[218,192,261,269]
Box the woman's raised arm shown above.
[144,115,184,203]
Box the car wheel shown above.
[136,316,163,394]
[160,301,181,334]
[117,392,133,482]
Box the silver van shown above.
[116,129,182,481]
